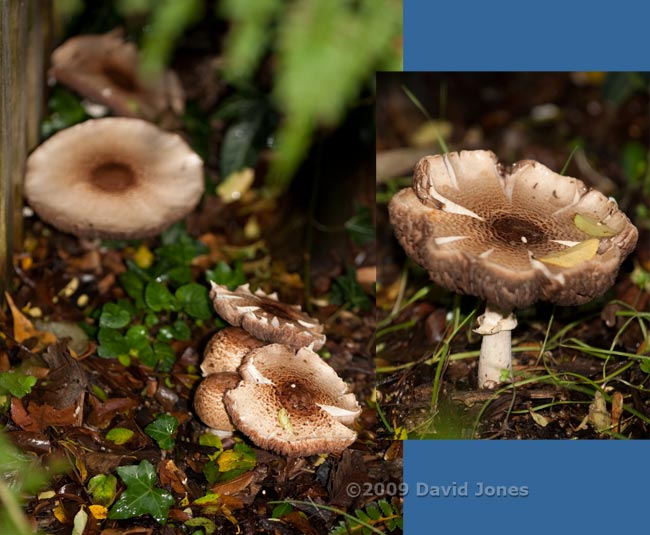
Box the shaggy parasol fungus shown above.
[201,327,264,376]
[389,150,638,388]
[209,282,326,350]
[224,344,361,456]
[193,372,240,438]
[50,28,184,120]
[24,117,204,239]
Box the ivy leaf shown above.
[145,281,177,312]
[97,328,129,358]
[175,283,213,320]
[100,302,132,329]
[0,371,37,398]
[153,342,176,371]
[205,261,246,289]
[330,268,372,311]
[109,460,174,524]
[120,271,146,309]
[145,414,179,450]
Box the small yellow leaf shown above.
[53,503,68,523]
[133,244,154,269]
[89,504,108,520]
[278,408,293,433]
[529,410,550,427]
[538,239,599,267]
[574,214,617,237]
[217,168,254,203]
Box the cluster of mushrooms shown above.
[194,283,361,457]
[24,30,202,239]
[389,150,638,389]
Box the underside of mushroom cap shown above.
[24,118,204,239]
[390,150,638,310]
[209,283,326,350]
[201,327,264,376]
[224,344,360,457]
[50,29,184,120]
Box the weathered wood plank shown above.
[0,0,48,299]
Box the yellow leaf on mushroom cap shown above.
[538,239,600,267]
[574,214,618,237]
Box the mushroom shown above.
[24,117,204,239]
[224,344,361,456]
[49,28,184,120]
[201,327,264,376]
[389,150,638,388]
[209,282,326,350]
[193,372,240,438]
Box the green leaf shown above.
[97,327,129,358]
[345,205,375,245]
[0,371,37,398]
[185,517,216,535]
[153,342,176,371]
[145,281,177,312]
[271,502,294,518]
[176,283,213,320]
[100,302,132,329]
[219,116,263,179]
[41,86,89,138]
[109,460,174,524]
[125,325,150,351]
[120,271,146,309]
[205,261,247,289]
[212,443,256,483]
[330,267,372,311]
[87,474,118,507]
[145,414,179,450]
[106,428,135,445]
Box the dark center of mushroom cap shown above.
[277,381,316,415]
[102,64,138,92]
[490,215,546,246]
[89,162,137,192]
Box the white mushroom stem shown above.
[474,303,517,389]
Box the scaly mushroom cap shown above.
[389,150,638,310]
[224,344,360,457]
[201,327,264,376]
[50,29,184,120]
[209,282,326,350]
[24,118,204,239]
[193,372,241,437]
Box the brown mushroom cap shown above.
[209,283,326,350]
[201,327,264,376]
[50,29,184,120]
[389,150,638,310]
[193,372,240,436]
[224,344,360,457]
[24,117,204,239]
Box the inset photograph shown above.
[377,72,649,439]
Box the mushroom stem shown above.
[475,303,517,389]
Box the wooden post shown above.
[0,0,49,300]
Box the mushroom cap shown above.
[193,372,241,436]
[209,282,327,350]
[224,344,360,457]
[50,29,184,120]
[201,327,264,376]
[24,118,204,239]
[389,150,638,310]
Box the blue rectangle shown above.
[404,441,648,533]
[404,0,650,70]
